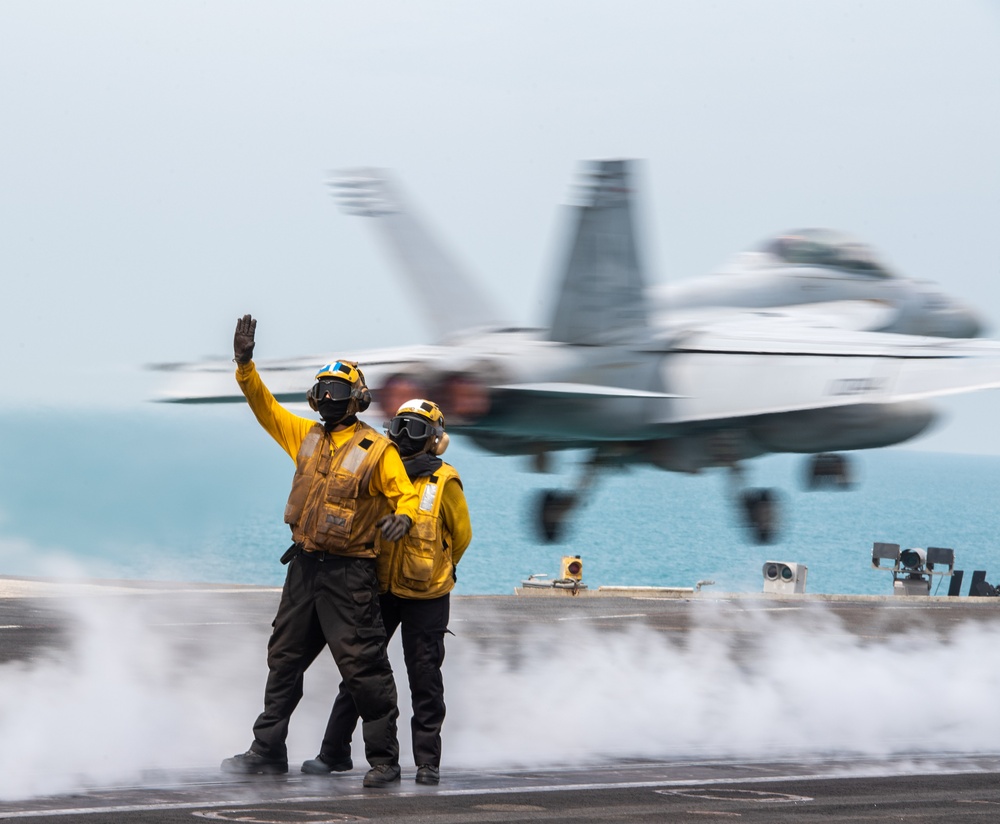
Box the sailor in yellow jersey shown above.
[302,398,472,786]
[221,314,418,789]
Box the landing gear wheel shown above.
[537,490,576,543]
[806,453,852,489]
[741,488,779,544]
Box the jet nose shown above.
[950,303,985,338]
[917,290,985,338]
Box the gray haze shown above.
[2,1,999,450]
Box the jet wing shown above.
[493,382,680,399]
[151,344,444,405]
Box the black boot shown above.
[221,749,288,775]
[363,763,401,788]
[301,754,353,775]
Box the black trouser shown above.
[321,591,449,768]
[249,552,399,766]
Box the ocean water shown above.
[2,404,1000,597]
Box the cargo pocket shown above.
[400,517,437,590]
[351,570,386,641]
[314,503,355,546]
[401,547,434,590]
[314,473,360,548]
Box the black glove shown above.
[377,514,412,542]
[233,314,257,364]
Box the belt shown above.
[282,542,376,564]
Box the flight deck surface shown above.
[2,577,999,822]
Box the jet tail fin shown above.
[330,169,504,339]
[548,159,650,344]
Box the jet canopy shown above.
[759,229,893,277]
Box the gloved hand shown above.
[377,514,412,542]
[233,314,257,364]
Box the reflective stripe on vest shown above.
[377,463,461,599]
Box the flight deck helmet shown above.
[306,360,372,414]
[387,398,449,456]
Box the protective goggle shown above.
[311,379,353,402]
[387,415,437,440]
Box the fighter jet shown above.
[155,160,1000,544]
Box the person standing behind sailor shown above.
[221,314,417,789]
[301,398,472,786]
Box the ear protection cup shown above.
[352,366,372,412]
[351,385,372,413]
[432,431,450,456]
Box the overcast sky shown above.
[2,1,999,450]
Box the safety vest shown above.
[377,463,461,599]
[284,422,390,558]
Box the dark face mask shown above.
[393,432,429,458]
[318,398,351,425]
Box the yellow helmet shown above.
[395,398,445,428]
[306,360,372,413]
[387,398,449,456]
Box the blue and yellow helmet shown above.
[306,360,371,413]
[315,361,362,385]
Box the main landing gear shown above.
[733,452,853,544]
[805,452,853,489]
[537,490,576,543]
[740,488,779,544]
[535,459,601,543]
[534,450,854,546]
[727,463,780,545]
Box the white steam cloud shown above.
[446,605,1000,765]
[2,593,1000,801]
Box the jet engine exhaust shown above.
[375,373,492,426]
